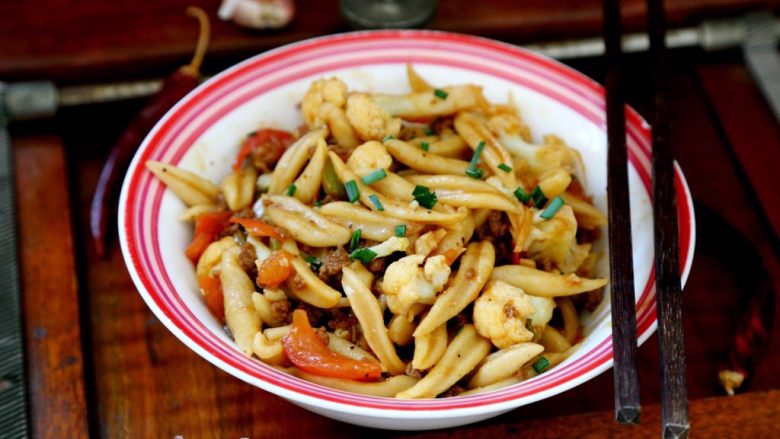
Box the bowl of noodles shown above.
[119,30,695,430]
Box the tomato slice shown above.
[282,310,382,381]
[185,211,232,262]
[233,128,295,171]
[229,217,286,241]
[198,274,225,322]
[256,249,295,288]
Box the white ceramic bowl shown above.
[119,30,695,430]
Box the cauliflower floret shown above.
[345,141,393,176]
[526,295,556,334]
[301,77,348,126]
[490,113,585,183]
[423,255,450,290]
[473,280,535,349]
[414,228,447,257]
[526,205,589,274]
[345,93,401,141]
[382,254,450,318]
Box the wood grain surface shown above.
[14,49,768,437]
[1,0,779,82]
[8,2,780,435]
[15,136,90,439]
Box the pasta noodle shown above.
[149,68,610,398]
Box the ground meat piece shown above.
[319,246,350,283]
[577,227,601,244]
[327,308,360,342]
[439,385,465,398]
[475,210,511,262]
[405,363,423,379]
[448,310,470,331]
[367,257,386,274]
[492,239,513,266]
[238,242,257,272]
[328,143,354,162]
[585,289,604,311]
[271,299,292,324]
[314,326,330,345]
[296,302,327,327]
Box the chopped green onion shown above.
[369,194,384,211]
[465,141,485,179]
[349,247,378,264]
[433,88,449,100]
[532,356,550,374]
[313,200,322,207]
[305,255,322,272]
[531,186,548,208]
[382,134,394,142]
[420,141,430,151]
[270,239,281,250]
[423,126,435,136]
[285,183,297,196]
[465,168,484,179]
[345,180,360,203]
[513,187,530,203]
[540,196,565,219]
[361,168,387,185]
[498,163,513,173]
[412,185,438,209]
[395,224,407,237]
[349,229,362,252]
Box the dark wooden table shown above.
[6,1,780,437]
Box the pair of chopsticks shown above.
[604,0,689,436]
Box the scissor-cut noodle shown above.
[149,68,610,398]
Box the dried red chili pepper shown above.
[90,6,211,257]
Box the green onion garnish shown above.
[434,88,449,100]
[395,224,407,237]
[423,126,435,136]
[513,187,530,203]
[349,247,378,264]
[498,163,513,173]
[369,194,384,211]
[349,229,362,252]
[531,186,548,208]
[412,185,438,209]
[382,134,393,142]
[345,180,360,203]
[466,141,485,179]
[420,141,430,151]
[465,168,484,179]
[361,168,387,185]
[540,196,565,219]
[313,200,322,207]
[285,183,297,196]
[305,255,322,272]
[532,356,550,374]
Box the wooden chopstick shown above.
[647,0,690,437]
[603,0,641,425]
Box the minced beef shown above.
[238,242,257,275]
[271,299,292,324]
[439,385,465,398]
[319,246,350,283]
[314,326,329,345]
[327,308,360,342]
[367,257,386,274]
[405,363,423,379]
[296,302,327,327]
[476,211,509,240]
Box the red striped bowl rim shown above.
[119,30,695,417]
